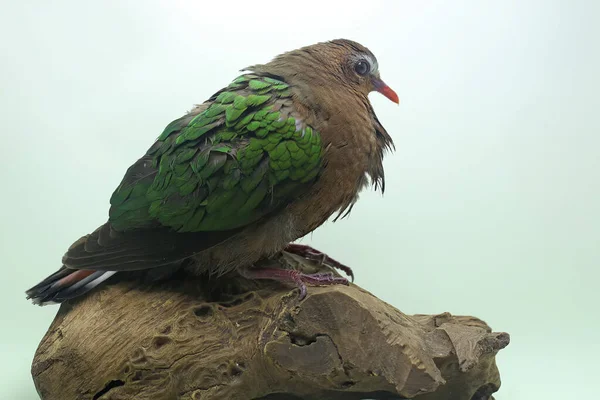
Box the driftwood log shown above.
[31,253,509,400]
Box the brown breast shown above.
[288,93,378,235]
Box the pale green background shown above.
[1,1,598,399]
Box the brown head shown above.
[245,39,399,107]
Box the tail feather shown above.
[25,267,117,306]
[26,219,240,306]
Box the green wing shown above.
[108,74,323,234]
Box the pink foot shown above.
[240,267,349,300]
[284,243,354,282]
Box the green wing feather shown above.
[108,74,323,234]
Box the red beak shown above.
[373,78,399,104]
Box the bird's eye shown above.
[354,60,370,76]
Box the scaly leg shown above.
[284,243,354,282]
[239,266,349,300]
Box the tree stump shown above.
[31,253,509,399]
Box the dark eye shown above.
[354,60,370,76]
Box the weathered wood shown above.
[31,254,509,400]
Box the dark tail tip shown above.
[26,267,117,306]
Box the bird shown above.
[25,39,398,305]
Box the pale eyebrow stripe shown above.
[366,55,379,74]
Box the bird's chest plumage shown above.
[289,106,378,234]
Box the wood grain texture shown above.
[31,254,509,400]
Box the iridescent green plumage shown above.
[108,74,323,233]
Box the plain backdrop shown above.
[1,1,598,399]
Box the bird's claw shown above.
[288,270,349,300]
[284,243,355,282]
[239,266,349,301]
